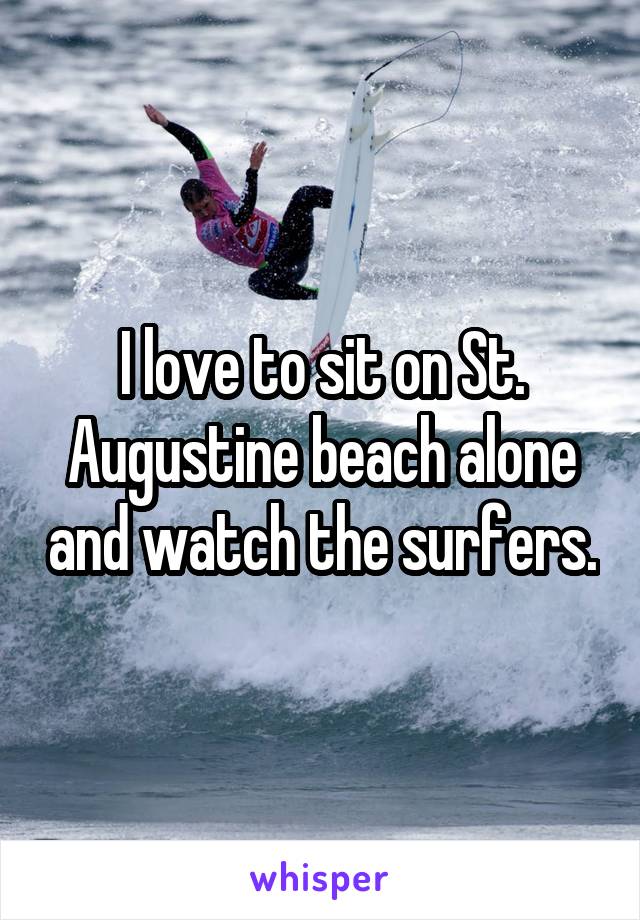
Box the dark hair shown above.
[180,179,210,209]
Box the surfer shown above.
[143,105,333,300]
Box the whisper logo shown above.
[249,860,388,901]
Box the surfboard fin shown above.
[350,121,369,142]
[371,130,393,152]
[364,84,385,111]
[350,86,384,140]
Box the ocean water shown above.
[1,0,639,838]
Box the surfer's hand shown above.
[144,104,169,127]
[250,141,267,170]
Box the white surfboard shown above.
[309,76,389,369]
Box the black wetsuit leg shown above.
[248,186,333,300]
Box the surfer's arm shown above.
[163,121,211,162]
[143,105,211,161]
[229,143,267,227]
[229,169,258,227]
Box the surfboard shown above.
[309,76,389,370]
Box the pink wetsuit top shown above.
[195,159,279,269]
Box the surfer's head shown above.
[180,179,217,219]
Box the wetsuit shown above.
[164,121,333,300]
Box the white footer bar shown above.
[1,840,638,920]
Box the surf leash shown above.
[366,30,464,154]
